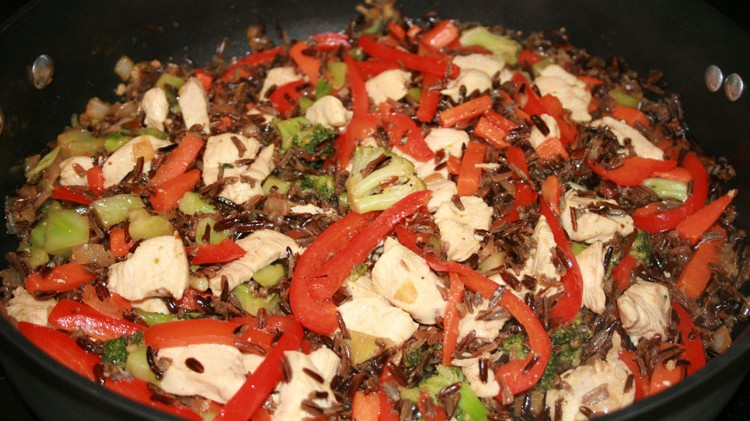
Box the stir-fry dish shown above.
[2,2,748,420]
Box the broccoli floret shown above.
[535,317,592,392]
[299,174,335,200]
[345,146,426,214]
[275,117,335,156]
[500,333,530,360]
[411,365,489,420]
[101,336,129,368]
[629,230,651,264]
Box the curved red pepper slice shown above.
[589,157,677,187]
[51,185,92,205]
[358,34,460,79]
[376,112,435,162]
[192,238,247,265]
[356,60,401,78]
[416,73,442,123]
[312,32,351,50]
[268,80,310,117]
[105,378,201,420]
[86,167,105,196]
[346,55,369,118]
[632,152,709,232]
[672,301,707,375]
[290,41,321,83]
[18,321,100,382]
[618,349,648,401]
[25,263,96,296]
[221,46,284,81]
[49,300,145,342]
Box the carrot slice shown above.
[676,190,737,244]
[289,41,320,83]
[149,169,201,212]
[474,116,510,149]
[149,134,204,188]
[442,273,464,365]
[456,141,488,196]
[612,104,649,128]
[675,228,725,299]
[438,95,492,127]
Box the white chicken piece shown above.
[365,69,411,105]
[577,241,606,314]
[178,77,210,133]
[5,287,57,326]
[458,300,508,342]
[452,54,505,79]
[338,295,418,347]
[426,178,457,213]
[617,280,671,343]
[108,235,189,301]
[371,238,447,324]
[102,135,171,188]
[590,116,664,160]
[273,348,340,421]
[159,344,262,404]
[305,95,350,128]
[434,196,493,262]
[260,66,302,99]
[219,144,276,205]
[546,333,635,421]
[452,357,501,398]
[208,229,299,296]
[528,113,561,149]
[131,297,170,314]
[289,204,327,215]
[58,156,94,187]
[345,273,379,299]
[560,189,635,243]
[534,64,592,123]
[141,87,169,130]
[441,69,493,102]
[424,127,470,158]
[202,133,261,185]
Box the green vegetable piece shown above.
[608,88,643,109]
[253,263,285,288]
[44,209,90,256]
[418,365,489,420]
[155,73,185,90]
[27,245,49,269]
[126,346,159,384]
[136,309,179,326]
[315,78,332,100]
[190,275,209,292]
[195,217,228,245]
[531,56,554,77]
[30,221,47,248]
[127,208,174,242]
[274,117,336,154]
[262,176,291,195]
[406,86,422,102]
[326,61,347,89]
[26,147,61,181]
[102,336,129,367]
[346,146,426,213]
[136,127,169,139]
[232,283,280,316]
[571,242,589,256]
[643,178,689,202]
[56,128,105,158]
[459,26,522,65]
[337,192,349,209]
[349,331,394,365]
[178,192,216,215]
[104,133,131,153]
[92,194,145,228]
[536,317,591,392]
[629,230,651,264]
[299,174,335,200]
[298,97,315,114]
[501,333,530,360]
[364,19,383,35]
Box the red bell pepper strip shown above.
[633,152,709,232]
[377,113,435,161]
[539,94,578,144]
[145,317,274,351]
[48,300,145,341]
[421,20,459,49]
[485,110,519,133]
[456,141,487,196]
[438,95,492,127]
[25,263,96,296]
[539,200,583,322]
[308,190,431,300]
[213,319,304,421]
[474,116,510,149]
[358,34,460,78]
[290,212,375,334]
[105,378,201,420]
[519,50,543,67]
[416,73,442,123]
[498,182,536,224]
[312,32,351,49]
[356,60,401,78]
[652,167,692,183]
[387,22,406,41]
[222,46,284,81]
[268,80,310,117]
[675,228,725,299]
[193,68,213,92]
[289,41,321,83]
[676,189,737,244]
[334,113,378,170]
[378,369,401,421]
[86,167,105,195]
[352,391,380,421]
[522,84,547,116]
[589,157,677,187]
[649,359,684,395]
[109,226,134,258]
[672,302,707,375]
[541,175,562,215]
[613,255,638,293]
[442,273,464,365]
[618,349,648,400]
[612,104,649,128]
[346,55,369,117]
[149,169,201,213]
[51,185,92,205]
[149,134,205,188]
[18,322,100,382]
[81,284,132,319]
[505,145,529,178]
[578,75,604,89]
[192,238,247,265]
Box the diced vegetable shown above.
[299,174,335,200]
[262,176,291,195]
[459,26,521,64]
[608,88,642,108]
[92,194,145,228]
[195,217,228,245]
[155,73,185,90]
[26,146,60,181]
[275,117,336,153]
[127,208,174,242]
[178,192,216,215]
[326,61,347,89]
[104,133,130,153]
[233,283,280,316]
[44,209,90,256]
[192,238,246,264]
[149,169,201,212]
[126,346,160,384]
[415,365,489,420]
[101,336,129,367]
[56,128,105,158]
[136,309,180,326]
[643,178,689,201]
[629,230,651,264]
[253,263,285,288]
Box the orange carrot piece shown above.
[474,116,510,149]
[290,41,321,83]
[675,228,725,299]
[676,190,737,244]
[438,95,492,127]
[109,226,134,258]
[149,134,204,188]
[456,141,488,196]
[612,104,649,128]
[421,20,459,49]
[442,273,465,365]
[149,169,201,212]
[352,391,380,421]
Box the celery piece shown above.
[126,346,159,384]
[30,221,47,248]
[92,194,145,228]
[178,192,216,215]
[299,97,315,114]
[40,200,63,217]
[459,26,521,65]
[608,88,643,109]
[44,209,90,256]
[25,146,61,181]
[531,56,554,77]
[326,61,347,89]
[195,217,228,245]
[406,86,422,102]
[27,245,49,269]
[364,19,383,35]
[253,263,285,288]
[136,309,179,326]
[571,242,589,256]
[127,208,174,242]
[643,178,688,202]
[338,192,349,208]
[190,275,209,291]
[315,78,332,100]
[136,127,168,139]
[232,283,280,316]
[155,73,184,90]
[262,176,291,195]
[104,133,131,153]
[478,252,506,274]
[347,47,366,62]
[56,128,105,158]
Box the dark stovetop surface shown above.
[2,0,750,420]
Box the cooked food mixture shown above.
[2,2,748,420]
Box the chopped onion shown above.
[71,243,115,267]
[85,97,110,122]
[114,55,134,81]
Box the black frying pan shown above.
[2,1,750,420]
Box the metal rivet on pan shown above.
[31,54,54,90]
[705,65,724,92]
[725,73,744,102]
